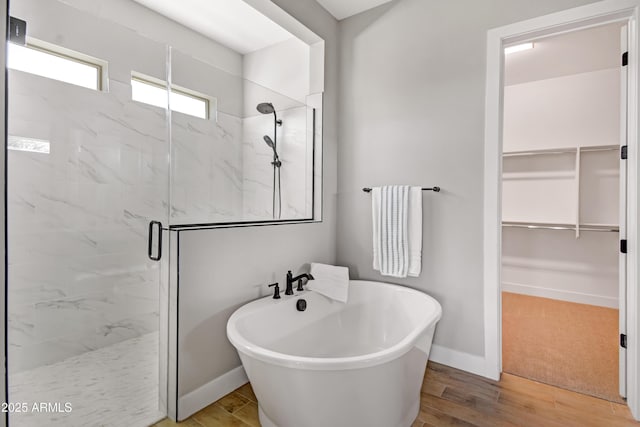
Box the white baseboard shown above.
[502,281,618,308]
[429,344,496,379]
[178,365,248,421]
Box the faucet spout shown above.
[286,271,314,295]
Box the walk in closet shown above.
[501,22,624,402]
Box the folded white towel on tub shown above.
[308,263,349,303]
[372,185,422,278]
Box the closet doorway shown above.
[500,22,627,402]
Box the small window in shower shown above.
[7,40,104,90]
[131,74,212,120]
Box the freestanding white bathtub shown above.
[227,280,442,427]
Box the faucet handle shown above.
[297,279,309,292]
[268,283,280,299]
[296,274,314,292]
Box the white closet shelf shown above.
[503,171,575,180]
[502,221,619,232]
[503,144,618,157]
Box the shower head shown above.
[257,102,275,115]
[263,135,275,149]
[263,135,281,167]
[257,102,283,126]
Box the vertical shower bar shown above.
[272,161,276,219]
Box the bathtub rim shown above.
[227,280,442,371]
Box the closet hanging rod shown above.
[503,145,618,157]
[362,186,441,193]
[502,222,619,232]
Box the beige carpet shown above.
[502,292,623,403]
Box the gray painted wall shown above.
[176,0,338,398]
[336,0,600,356]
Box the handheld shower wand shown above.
[263,136,281,167]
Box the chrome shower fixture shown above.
[257,101,283,219]
[256,102,282,126]
[263,135,281,167]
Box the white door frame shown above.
[483,0,640,418]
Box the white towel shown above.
[308,263,349,303]
[372,185,422,278]
[408,186,422,277]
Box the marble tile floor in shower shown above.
[9,331,164,427]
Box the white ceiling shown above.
[131,0,294,54]
[316,0,394,20]
[505,22,624,86]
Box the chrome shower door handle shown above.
[148,220,163,261]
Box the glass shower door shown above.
[6,1,170,425]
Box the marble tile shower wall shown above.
[7,70,168,372]
[8,69,307,373]
[8,0,313,375]
[242,107,311,220]
[170,105,312,224]
[169,47,245,225]
[170,112,244,225]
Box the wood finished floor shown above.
[153,362,639,427]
